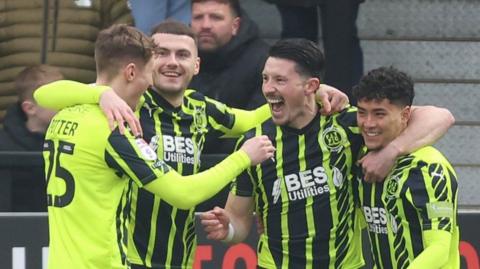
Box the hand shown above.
[99,89,142,136]
[315,84,349,115]
[240,135,275,166]
[200,207,231,241]
[358,144,400,182]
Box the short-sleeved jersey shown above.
[44,104,172,269]
[354,146,459,269]
[232,108,365,269]
[126,89,241,268]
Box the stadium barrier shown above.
[0,152,478,269]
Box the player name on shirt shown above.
[47,119,79,137]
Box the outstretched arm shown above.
[225,84,349,137]
[34,80,109,110]
[35,80,141,135]
[144,136,275,209]
[360,106,455,182]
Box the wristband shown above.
[221,222,235,243]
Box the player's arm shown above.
[224,84,349,136]
[34,80,109,110]
[407,230,452,269]
[127,136,274,209]
[360,106,454,182]
[35,80,141,135]
[407,162,457,268]
[200,194,255,243]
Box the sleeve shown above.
[230,134,256,197]
[205,94,271,138]
[407,162,456,233]
[407,230,452,269]
[105,130,253,209]
[34,81,109,110]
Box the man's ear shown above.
[124,63,137,82]
[305,77,320,95]
[232,17,241,36]
[402,106,412,124]
[194,56,201,75]
[20,100,36,116]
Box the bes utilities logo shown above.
[271,166,341,204]
[150,135,196,165]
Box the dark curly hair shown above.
[352,66,414,107]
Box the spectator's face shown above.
[191,1,240,52]
[151,33,200,94]
[262,57,316,128]
[357,99,410,151]
[35,105,57,130]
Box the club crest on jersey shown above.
[385,175,400,200]
[193,106,207,133]
[322,126,345,152]
[135,138,157,161]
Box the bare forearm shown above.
[391,106,454,156]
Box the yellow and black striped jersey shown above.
[233,107,365,269]
[354,146,460,269]
[44,104,171,269]
[127,88,264,268]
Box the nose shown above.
[363,114,376,128]
[165,53,178,67]
[262,79,275,94]
[200,16,212,29]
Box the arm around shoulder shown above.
[34,80,110,110]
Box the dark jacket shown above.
[262,0,364,7]
[0,0,133,122]
[0,105,47,211]
[189,11,269,110]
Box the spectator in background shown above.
[0,0,132,122]
[0,65,62,212]
[190,0,270,153]
[263,0,364,103]
[129,0,191,34]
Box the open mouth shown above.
[266,96,284,112]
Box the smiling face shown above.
[262,57,318,129]
[191,1,240,52]
[151,33,200,97]
[357,98,410,151]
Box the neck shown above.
[96,76,141,111]
[153,87,184,108]
[289,98,319,129]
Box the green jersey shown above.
[354,146,459,269]
[44,104,171,269]
[233,108,365,269]
[127,89,257,268]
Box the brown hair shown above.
[192,0,241,17]
[15,65,64,102]
[150,20,198,45]
[95,24,155,80]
